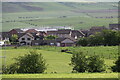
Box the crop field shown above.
[2,2,118,31]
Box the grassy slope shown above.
[2,2,118,31]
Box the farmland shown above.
[1,46,119,78]
[1,46,119,74]
[2,2,118,31]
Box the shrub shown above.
[87,55,106,72]
[3,50,47,74]
[111,56,120,72]
[71,51,106,73]
[76,37,88,46]
[71,51,87,72]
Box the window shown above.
[27,38,31,40]
[35,43,39,45]
[50,43,54,45]
[27,43,30,45]
[36,38,39,40]
[22,38,25,40]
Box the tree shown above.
[3,50,47,74]
[70,51,106,73]
[76,37,88,46]
[10,34,18,44]
[111,56,120,72]
[87,55,106,72]
[102,30,118,46]
[44,35,57,40]
[88,32,104,46]
[71,51,87,72]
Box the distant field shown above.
[2,2,118,31]
[1,46,118,73]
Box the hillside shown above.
[2,2,118,13]
[2,2,118,31]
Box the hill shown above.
[2,2,118,13]
[2,2,118,31]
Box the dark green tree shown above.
[87,55,106,72]
[111,56,120,72]
[44,35,57,40]
[10,34,18,44]
[102,30,118,46]
[71,51,87,72]
[77,37,88,46]
[88,32,104,46]
[3,50,47,74]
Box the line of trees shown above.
[77,30,120,46]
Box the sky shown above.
[1,0,120,2]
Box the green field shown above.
[1,46,118,73]
[1,46,119,78]
[2,73,118,78]
[2,2,118,31]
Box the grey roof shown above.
[0,32,11,39]
[71,30,85,37]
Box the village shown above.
[0,24,119,47]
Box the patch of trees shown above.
[44,35,57,40]
[2,50,47,74]
[10,34,18,45]
[77,30,120,46]
[71,51,106,73]
[111,56,120,72]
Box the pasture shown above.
[1,46,119,78]
[1,46,118,73]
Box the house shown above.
[47,29,85,39]
[56,37,76,47]
[109,24,120,30]
[80,29,90,37]
[71,30,85,39]
[0,32,11,41]
[31,40,56,46]
[25,29,39,33]
[18,33,34,45]
[47,29,71,38]
[0,41,4,46]
[89,26,107,35]
[9,29,24,34]
[32,37,76,47]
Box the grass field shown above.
[2,2,118,31]
[2,73,118,78]
[0,46,119,78]
[1,46,118,73]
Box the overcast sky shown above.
[1,0,120,2]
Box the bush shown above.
[71,51,106,73]
[71,51,87,72]
[3,50,47,74]
[76,37,88,46]
[111,56,120,72]
[87,55,106,72]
